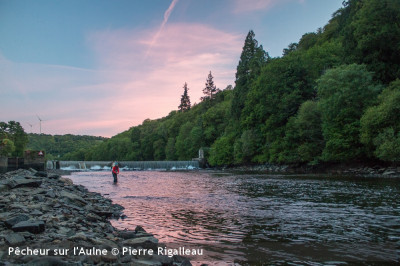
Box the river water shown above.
[67,170,400,264]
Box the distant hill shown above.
[27,134,107,160]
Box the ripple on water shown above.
[68,171,400,264]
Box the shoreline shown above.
[216,161,400,178]
[0,168,192,265]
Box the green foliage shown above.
[234,129,260,164]
[201,71,220,101]
[0,121,28,157]
[360,79,400,161]
[79,0,398,166]
[281,101,324,163]
[165,137,176,160]
[342,0,400,83]
[178,82,191,112]
[208,134,235,166]
[0,139,15,156]
[231,30,269,120]
[317,64,381,161]
[28,134,106,160]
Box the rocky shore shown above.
[0,169,192,265]
[225,162,400,177]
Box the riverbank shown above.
[0,169,192,265]
[223,161,400,178]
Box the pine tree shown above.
[231,30,268,120]
[178,82,191,112]
[201,71,220,101]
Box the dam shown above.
[57,160,200,171]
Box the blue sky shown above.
[0,0,344,137]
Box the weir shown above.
[59,160,199,171]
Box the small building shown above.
[23,150,46,171]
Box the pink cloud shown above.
[232,0,304,13]
[1,23,243,137]
[87,22,243,121]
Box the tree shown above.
[201,71,220,101]
[208,133,235,166]
[231,30,268,120]
[281,100,324,163]
[360,79,400,161]
[165,137,176,160]
[0,139,15,156]
[178,82,191,112]
[317,64,381,161]
[343,0,400,84]
[0,121,28,157]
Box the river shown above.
[67,170,400,264]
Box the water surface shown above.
[68,171,400,264]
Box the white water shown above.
[59,160,199,171]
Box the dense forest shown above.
[27,134,107,160]
[79,0,400,166]
[3,0,398,166]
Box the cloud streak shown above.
[1,23,243,137]
[145,0,179,57]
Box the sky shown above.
[0,0,344,137]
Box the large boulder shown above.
[4,232,26,246]
[4,214,30,228]
[59,191,87,207]
[6,177,42,189]
[12,220,45,234]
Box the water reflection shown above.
[68,171,400,264]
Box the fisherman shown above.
[112,162,120,183]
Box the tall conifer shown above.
[178,82,191,112]
[201,71,219,101]
[231,30,268,120]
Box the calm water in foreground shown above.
[68,171,400,264]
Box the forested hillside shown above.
[80,0,400,165]
[27,134,107,160]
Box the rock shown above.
[4,214,30,228]
[135,225,147,233]
[118,229,137,239]
[26,257,68,266]
[101,253,118,263]
[0,184,9,192]
[173,255,193,266]
[28,168,37,173]
[382,170,396,176]
[122,236,159,250]
[12,220,45,234]
[59,177,73,185]
[33,195,45,202]
[91,209,114,218]
[31,209,43,216]
[133,260,162,266]
[0,169,192,265]
[68,232,88,241]
[4,232,25,246]
[46,190,56,198]
[34,171,48,177]
[173,255,193,265]
[47,173,60,179]
[86,212,102,222]
[6,177,42,189]
[120,255,134,263]
[59,191,87,206]
[152,254,174,264]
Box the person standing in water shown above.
[112,162,120,183]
